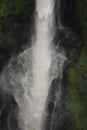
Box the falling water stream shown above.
[0,0,67,130]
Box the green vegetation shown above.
[66,0,87,129]
[66,66,87,130]
[0,0,34,17]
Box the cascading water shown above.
[0,0,67,130]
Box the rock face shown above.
[54,0,81,61]
[0,91,18,130]
[0,0,83,130]
[0,15,34,71]
[52,0,82,130]
[0,2,35,130]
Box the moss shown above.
[66,37,87,130]
[66,56,87,130]
[66,66,87,129]
[78,51,87,69]
[69,48,77,58]
[67,68,77,84]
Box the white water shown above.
[0,0,67,130]
[21,0,55,129]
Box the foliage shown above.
[66,1,87,130]
[66,66,87,130]
[0,0,34,17]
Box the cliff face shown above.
[0,1,35,130]
[0,0,35,70]
[0,0,87,130]
[54,1,87,130]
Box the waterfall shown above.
[0,0,67,130]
